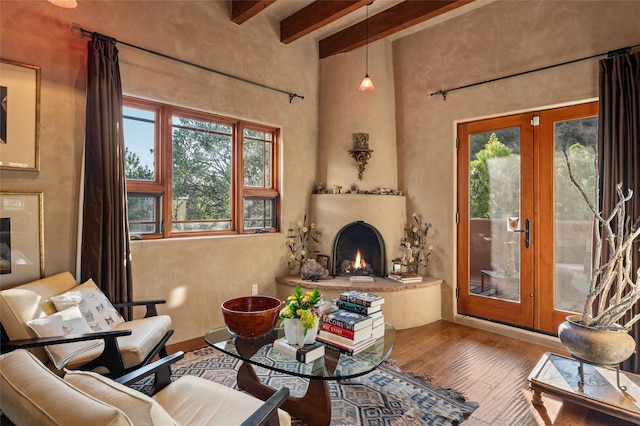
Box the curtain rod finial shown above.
[71,23,86,38]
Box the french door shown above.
[456,102,598,333]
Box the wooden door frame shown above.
[456,113,535,327]
[457,101,599,333]
[534,101,599,333]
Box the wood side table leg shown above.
[531,388,544,406]
[236,361,331,426]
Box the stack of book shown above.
[272,337,325,363]
[317,290,385,354]
[387,272,423,283]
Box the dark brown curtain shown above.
[81,36,133,318]
[598,50,640,372]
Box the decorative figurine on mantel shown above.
[349,133,373,180]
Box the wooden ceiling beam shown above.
[319,0,473,59]
[280,0,370,44]
[231,0,277,25]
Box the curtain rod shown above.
[428,43,640,101]
[71,24,304,103]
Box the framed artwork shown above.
[0,59,40,171]
[0,192,44,287]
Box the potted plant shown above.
[279,286,323,345]
[558,149,640,365]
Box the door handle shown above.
[513,219,530,248]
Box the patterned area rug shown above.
[139,347,478,425]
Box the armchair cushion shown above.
[64,369,175,426]
[0,349,132,426]
[64,314,172,370]
[26,306,103,369]
[152,375,291,426]
[51,279,124,331]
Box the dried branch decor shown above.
[564,149,640,330]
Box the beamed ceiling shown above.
[230,0,479,59]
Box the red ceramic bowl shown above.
[221,296,282,339]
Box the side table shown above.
[528,352,640,424]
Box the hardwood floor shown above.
[391,320,636,426]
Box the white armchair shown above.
[0,349,291,426]
[0,272,173,377]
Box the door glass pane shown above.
[553,117,597,312]
[469,128,521,302]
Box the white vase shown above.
[283,317,318,345]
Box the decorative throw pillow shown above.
[64,369,176,426]
[50,279,124,331]
[26,306,103,370]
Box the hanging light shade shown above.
[48,0,78,8]
[359,3,375,92]
[359,74,375,92]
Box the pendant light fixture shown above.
[48,0,78,8]
[359,2,375,92]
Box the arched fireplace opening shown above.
[332,221,386,277]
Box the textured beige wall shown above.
[319,0,640,322]
[0,1,319,343]
[392,0,640,321]
[318,40,398,190]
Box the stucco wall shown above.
[318,0,640,323]
[0,1,319,343]
[392,0,640,321]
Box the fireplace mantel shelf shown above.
[275,275,442,330]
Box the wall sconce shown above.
[349,133,373,180]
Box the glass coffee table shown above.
[204,323,396,426]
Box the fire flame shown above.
[354,250,367,269]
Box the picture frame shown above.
[0,59,41,171]
[0,192,44,288]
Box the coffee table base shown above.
[237,361,331,426]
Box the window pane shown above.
[123,106,155,181]
[244,129,273,188]
[244,198,275,230]
[171,116,232,233]
[244,139,264,187]
[172,220,231,232]
[554,117,597,312]
[265,142,272,187]
[127,194,160,234]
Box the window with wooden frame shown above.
[123,96,280,239]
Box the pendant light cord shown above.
[365,4,369,75]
